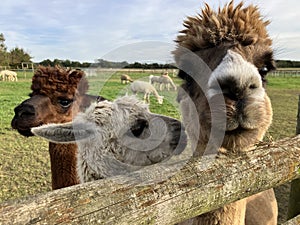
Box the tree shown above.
[9,47,32,68]
[0,33,6,52]
[39,59,54,67]
[0,33,8,66]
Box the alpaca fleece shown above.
[11,66,100,190]
[31,66,88,99]
[174,1,277,225]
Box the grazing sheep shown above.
[149,74,177,91]
[149,74,160,85]
[11,66,105,190]
[149,75,161,89]
[0,71,4,81]
[120,74,133,84]
[159,75,177,91]
[174,1,277,225]
[32,95,187,183]
[130,80,164,104]
[0,70,18,81]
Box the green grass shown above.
[266,77,300,140]
[0,76,52,200]
[268,76,300,89]
[0,72,299,203]
[88,72,182,119]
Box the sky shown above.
[0,0,299,63]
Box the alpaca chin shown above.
[222,94,273,152]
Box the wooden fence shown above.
[0,135,299,224]
[1,97,300,225]
[270,70,300,77]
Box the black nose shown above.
[14,104,35,118]
[218,77,241,101]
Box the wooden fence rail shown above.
[283,214,300,225]
[0,135,300,225]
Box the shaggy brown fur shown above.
[174,1,275,82]
[174,1,277,225]
[11,66,103,190]
[31,66,88,98]
[176,1,272,51]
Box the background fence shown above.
[1,67,300,79]
[269,69,300,77]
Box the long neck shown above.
[49,142,80,190]
[170,80,176,89]
[151,87,160,99]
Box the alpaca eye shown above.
[130,119,149,138]
[249,84,257,89]
[258,66,269,76]
[58,99,73,108]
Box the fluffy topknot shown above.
[175,1,272,51]
[31,66,89,97]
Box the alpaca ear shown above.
[31,122,93,143]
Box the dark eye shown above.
[97,96,106,102]
[58,99,73,108]
[130,119,149,138]
[258,66,269,76]
[249,84,257,89]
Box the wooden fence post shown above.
[287,94,300,219]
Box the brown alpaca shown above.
[120,74,133,84]
[174,2,277,225]
[11,66,104,190]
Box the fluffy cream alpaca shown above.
[174,1,277,224]
[32,95,186,183]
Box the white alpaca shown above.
[159,75,177,91]
[149,75,160,84]
[130,80,164,104]
[31,95,186,183]
[120,74,133,84]
[149,74,177,91]
[149,75,161,89]
[0,70,18,81]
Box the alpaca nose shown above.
[208,50,263,102]
[217,77,243,101]
[14,104,35,118]
[222,85,240,101]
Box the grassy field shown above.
[0,71,299,206]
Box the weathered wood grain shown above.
[0,135,300,225]
[283,214,300,225]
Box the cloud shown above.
[0,0,299,62]
[102,41,175,63]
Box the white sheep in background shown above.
[158,75,177,91]
[0,70,18,81]
[149,74,159,84]
[149,74,177,91]
[149,74,161,90]
[130,80,164,104]
[120,74,133,84]
[0,71,3,81]
[32,95,187,183]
